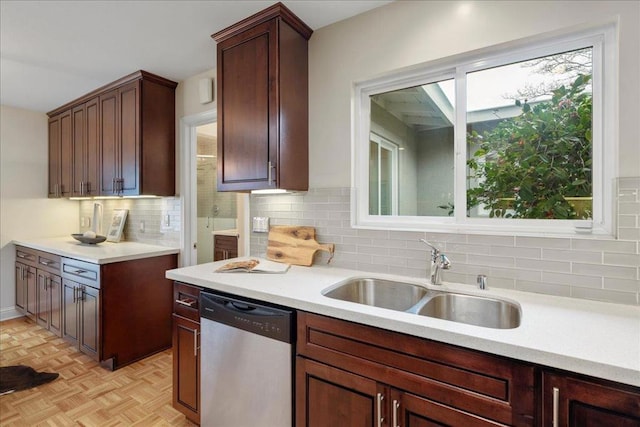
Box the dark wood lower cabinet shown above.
[172,314,200,424]
[542,371,640,427]
[172,281,202,424]
[297,312,640,427]
[297,311,535,427]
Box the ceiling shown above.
[0,0,393,113]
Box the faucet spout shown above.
[420,239,451,285]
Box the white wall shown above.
[0,105,77,320]
[308,0,640,188]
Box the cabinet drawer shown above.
[173,282,201,321]
[298,311,535,426]
[15,246,37,266]
[37,252,61,274]
[61,257,100,288]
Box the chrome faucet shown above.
[420,239,451,285]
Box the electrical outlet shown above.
[139,220,145,232]
[80,217,85,227]
[252,217,270,233]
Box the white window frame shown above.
[352,23,617,237]
[369,132,399,215]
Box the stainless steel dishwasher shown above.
[200,291,294,427]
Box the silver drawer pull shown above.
[376,393,384,427]
[73,269,88,274]
[40,260,52,266]
[552,387,559,427]
[175,298,196,307]
[393,399,400,427]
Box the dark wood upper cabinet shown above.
[48,70,177,197]
[213,2,312,191]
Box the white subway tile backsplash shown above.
[618,203,640,215]
[618,228,640,240]
[542,272,603,288]
[467,254,515,268]
[572,263,637,280]
[570,287,637,305]
[467,234,515,246]
[491,267,542,282]
[516,280,571,297]
[249,178,640,305]
[491,245,541,259]
[602,252,640,267]
[571,238,637,253]
[446,243,490,255]
[516,236,571,249]
[604,277,640,292]
[515,258,571,273]
[542,248,602,263]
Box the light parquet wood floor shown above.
[0,317,197,427]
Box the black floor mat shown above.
[0,365,59,395]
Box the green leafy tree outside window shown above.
[466,74,592,219]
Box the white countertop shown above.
[14,237,179,264]
[166,258,640,387]
[211,229,239,237]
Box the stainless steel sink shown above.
[322,277,522,329]
[322,278,429,311]
[416,293,521,329]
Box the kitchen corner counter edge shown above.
[13,237,180,264]
[166,259,640,388]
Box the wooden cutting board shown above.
[267,226,335,267]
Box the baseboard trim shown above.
[0,307,23,322]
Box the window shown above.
[352,24,616,236]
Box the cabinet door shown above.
[213,235,238,261]
[390,389,509,427]
[173,314,200,424]
[100,89,119,195]
[72,104,86,197]
[542,372,640,427]
[15,263,26,313]
[36,270,50,328]
[84,97,100,196]
[59,111,73,197]
[79,285,100,360]
[296,357,382,427]
[62,279,79,346]
[119,81,140,195]
[25,266,37,321]
[48,116,61,198]
[217,20,277,191]
[49,273,63,336]
[48,110,72,197]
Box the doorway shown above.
[180,111,248,266]
[195,123,237,264]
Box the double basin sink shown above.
[323,278,521,329]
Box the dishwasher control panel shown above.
[200,292,293,343]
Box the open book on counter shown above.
[215,258,290,274]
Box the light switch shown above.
[252,217,270,233]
